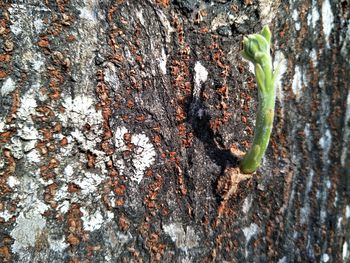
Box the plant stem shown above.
[239,25,277,174]
[240,90,275,174]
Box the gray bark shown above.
[0,0,349,262]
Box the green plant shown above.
[240,25,279,174]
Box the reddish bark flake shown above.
[135,115,145,122]
[67,234,80,246]
[0,131,12,143]
[126,99,135,108]
[152,135,161,145]
[123,132,132,142]
[0,70,7,79]
[60,137,68,146]
[156,0,169,7]
[0,54,10,62]
[114,184,126,195]
[68,183,80,193]
[119,214,130,231]
[115,198,124,206]
[38,36,49,48]
[0,246,11,262]
[66,34,76,42]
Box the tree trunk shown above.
[0,0,349,262]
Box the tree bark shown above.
[0,0,349,262]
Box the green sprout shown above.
[240,25,279,174]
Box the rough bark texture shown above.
[0,0,349,262]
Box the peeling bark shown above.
[0,0,349,262]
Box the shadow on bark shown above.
[187,101,240,175]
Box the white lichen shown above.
[6,2,115,259]
[48,236,69,253]
[340,20,350,57]
[292,65,303,100]
[181,256,193,263]
[9,5,47,74]
[57,165,106,201]
[194,61,208,92]
[5,91,41,160]
[341,90,350,167]
[16,92,37,123]
[273,51,288,105]
[159,48,167,75]
[24,142,37,157]
[11,202,48,253]
[9,4,49,34]
[242,223,259,243]
[343,241,349,260]
[292,9,300,31]
[1,77,16,96]
[321,253,329,262]
[321,0,334,48]
[304,121,313,154]
[0,210,13,222]
[163,223,198,252]
[258,0,280,25]
[156,10,175,43]
[337,216,343,229]
[104,62,120,92]
[0,119,5,133]
[76,171,105,196]
[18,125,39,140]
[57,199,70,214]
[307,0,320,29]
[131,134,157,182]
[81,209,114,232]
[59,95,103,152]
[81,207,104,232]
[242,223,259,257]
[114,126,129,150]
[7,137,25,159]
[54,161,113,228]
[300,169,314,224]
[33,18,44,32]
[319,129,332,161]
[309,48,318,66]
[7,175,20,188]
[242,195,252,214]
[78,4,98,22]
[211,12,232,31]
[320,210,327,223]
[59,95,102,128]
[136,9,145,26]
[113,127,156,184]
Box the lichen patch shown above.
[341,91,350,167]
[163,223,199,252]
[59,95,102,128]
[113,127,157,184]
[10,210,47,253]
[1,77,16,96]
[273,51,287,106]
[321,0,334,48]
[159,48,167,75]
[307,0,320,29]
[242,223,259,257]
[194,61,208,92]
[291,65,303,100]
[80,207,104,232]
[258,0,280,25]
[59,95,103,152]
